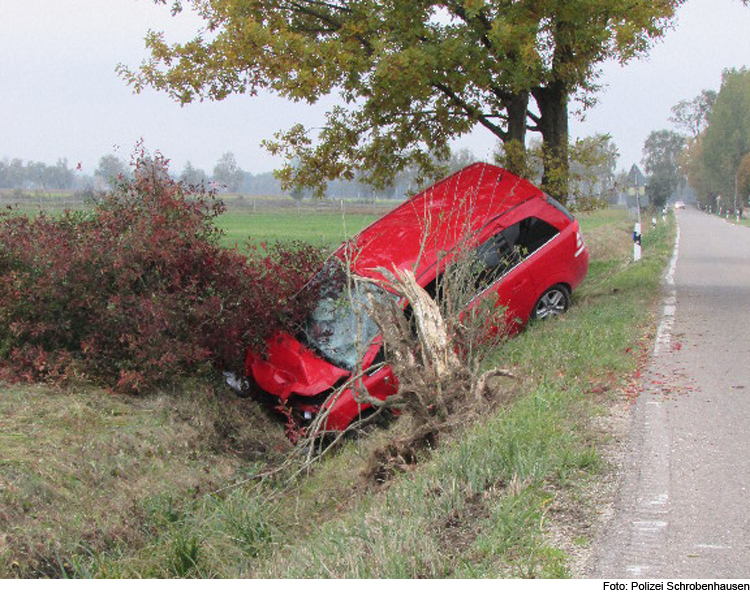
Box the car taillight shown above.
[575,229,586,257]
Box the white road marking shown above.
[653,226,680,357]
[622,229,681,575]
[621,398,672,575]
[665,226,680,286]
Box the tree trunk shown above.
[533,83,570,203]
[503,92,529,177]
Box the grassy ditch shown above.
[242,210,675,579]
[0,208,675,578]
[0,382,294,577]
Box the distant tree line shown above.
[2,140,621,208]
[0,158,79,190]
[637,68,750,214]
[176,142,620,206]
[0,150,442,200]
[0,151,418,199]
[203,151,432,200]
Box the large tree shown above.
[642,129,685,208]
[670,89,717,138]
[700,68,750,211]
[212,151,244,191]
[121,0,683,203]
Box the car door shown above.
[467,221,536,332]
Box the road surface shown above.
[588,206,750,578]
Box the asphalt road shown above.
[588,206,750,579]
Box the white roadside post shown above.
[629,182,645,262]
[633,219,641,262]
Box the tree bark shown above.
[503,92,530,177]
[533,83,570,203]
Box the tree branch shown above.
[432,83,507,140]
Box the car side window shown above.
[472,231,519,290]
[516,217,559,255]
[418,217,560,308]
[472,217,559,292]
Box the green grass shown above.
[0,206,677,578]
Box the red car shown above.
[229,163,588,432]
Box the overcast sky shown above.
[2,0,750,177]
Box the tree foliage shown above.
[681,68,750,211]
[568,134,619,209]
[642,129,685,208]
[670,89,717,138]
[496,133,618,210]
[700,68,750,209]
[121,0,683,202]
[738,152,750,207]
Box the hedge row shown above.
[0,154,324,392]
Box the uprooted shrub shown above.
[369,268,513,418]
[361,268,516,482]
[294,265,515,480]
[0,153,324,392]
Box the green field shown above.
[215,208,385,249]
[1,188,637,253]
[214,205,643,251]
[0,191,390,250]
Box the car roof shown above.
[339,163,554,282]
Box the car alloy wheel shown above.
[532,285,570,320]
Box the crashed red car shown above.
[227,163,588,432]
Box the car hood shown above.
[245,332,349,401]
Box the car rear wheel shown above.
[532,285,570,320]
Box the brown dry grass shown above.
[0,382,290,577]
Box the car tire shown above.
[223,371,254,398]
[532,285,570,320]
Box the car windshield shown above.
[299,260,392,371]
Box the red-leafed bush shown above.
[0,153,324,392]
